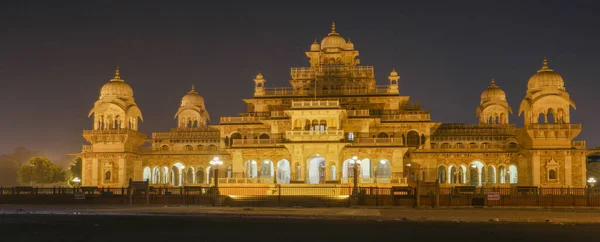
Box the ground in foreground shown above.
[0,214,597,242]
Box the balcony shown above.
[270,110,289,118]
[81,145,92,152]
[349,137,404,146]
[572,141,586,149]
[527,124,582,129]
[231,138,282,147]
[347,109,370,117]
[285,130,345,142]
[291,100,340,109]
[381,112,431,122]
[340,177,408,185]
[220,116,265,124]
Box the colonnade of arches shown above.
[535,108,567,124]
[293,119,338,131]
[242,156,393,184]
[95,115,137,130]
[436,161,518,186]
[142,162,233,187]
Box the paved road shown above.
[3,204,600,223]
[0,214,598,242]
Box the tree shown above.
[17,156,66,186]
[0,147,41,186]
[70,157,82,179]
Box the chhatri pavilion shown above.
[77,23,588,188]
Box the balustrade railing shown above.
[291,100,340,108]
[527,123,582,129]
[347,109,370,117]
[220,116,265,124]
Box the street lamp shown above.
[351,156,362,196]
[209,157,223,188]
[71,177,81,188]
[588,177,597,187]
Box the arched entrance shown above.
[260,160,274,180]
[171,162,185,186]
[143,167,151,182]
[509,165,518,184]
[306,155,326,184]
[186,167,194,184]
[375,159,391,181]
[245,160,258,178]
[195,168,205,184]
[152,167,160,184]
[469,161,484,186]
[276,159,291,184]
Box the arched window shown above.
[161,145,169,151]
[538,113,545,124]
[456,143,465,149]
[196,145,204,151]
[104,171,111,181]
[207,145,217,151]
[406,131,420,147]
[441,143,450,149]
[481,143,490,149]
[508,142,517,148]
[437,166,447,184]
[469,143,478,149]
[547,109,555,124]
[184,145,193,151]
[259,133,270,139]
[347,132,355,141]
[377,132,389,138]
[549,169,557,180]
[143,167,151,182]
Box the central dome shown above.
[481,79,506,102]
[100,68,133,98]
[320,22,346,49]
[181,85,205,107]
[527,58,565,90]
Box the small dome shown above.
[481,79,506,102]
[527,58,565,90]
[310,39,320,51]
[100,67,133,98]
[389,68,399,77]
[320,22,346,49]
[345,39,354,50]
[255,72,264,80]
[181,85,205,107]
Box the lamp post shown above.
[351,156,361,196]
[588,177,597,187]
[71,177,81,188]
[209,157,223,192]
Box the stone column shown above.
[565,154,572,186]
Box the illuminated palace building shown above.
[79,23,588,188]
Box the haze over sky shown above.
[1,1,599,164]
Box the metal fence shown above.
[3,185,600,207]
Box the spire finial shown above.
[490,78,495,85]
[313,38,317,44]
[331,21,336,33]
[191,84,195,91]
[542,56,548,69]
[113,65,120,80]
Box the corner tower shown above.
[518,58,580,148]
[81,67,147,186]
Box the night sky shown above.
[1,1,599,164]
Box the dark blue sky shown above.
[1,1,599,163]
